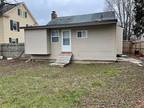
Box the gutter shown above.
[21,19,117,30]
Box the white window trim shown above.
[12,21,18,31]
[51,30,60,43]
[76,30,88,39]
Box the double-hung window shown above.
[10,20,20,32]
[24,12,27,18]
[51,30,59,42]
[77,30,88,39]
[18,9,27,18]
[18,9,21,16]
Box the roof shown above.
[0,3,19,16]
[21,11,117,30]
[48,11,116,25]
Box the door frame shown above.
[61,29,72,52]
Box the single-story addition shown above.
[22,11,123,65]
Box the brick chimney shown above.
[51,11,58,19]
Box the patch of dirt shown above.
[0,60,43,76]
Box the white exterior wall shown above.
[25,29,49,54]
[47,24,118,61]
[24,24,122,61]
[0,17,4,43]
[116,26,123,54]
[71,25,117,61]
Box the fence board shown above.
[0,43,24,58]
[123,41,144,55]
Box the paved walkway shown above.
[118,57,144,67]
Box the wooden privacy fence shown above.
[123,41,144,56]
[0,43,24,58]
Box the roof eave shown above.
[21,19,117,30]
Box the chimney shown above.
[51,11,57,19]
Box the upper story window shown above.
[77,30,88,39]
[10,20,20,32]
[18,9,27,18]
[18,9,22,16]
[51,30,59,42]
[24,12,27,18]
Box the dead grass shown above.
[0,60,144,108]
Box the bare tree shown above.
[105,0,135,40]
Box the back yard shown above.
[0,60,144,108]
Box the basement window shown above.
[9,38,18,44]
[77,30,88,39]
[51,30,59,42]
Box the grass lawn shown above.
[0,60,144,108]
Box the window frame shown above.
[76,30,88,39]
[10,20,20,32]
[24,12,27,18]
[51,30,60,43]
[18,9,21,16]
[12,21,18,31]
[9,38,18,44]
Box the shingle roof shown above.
[48,11,116,25]
[21,11,117,30]
[0,3,20,16]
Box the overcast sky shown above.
[7,0,106,25]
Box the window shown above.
[9,38,18,44]
[18,9,21,16]
[51,30,59,42]
[63,31,70,45]
[10,20,20,32]
[18,9,27,18]
[77,30,88,39]
[24,12,27,18]
[9,38,12,43]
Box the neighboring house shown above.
[22,11,123,62]
[0,2,37,44]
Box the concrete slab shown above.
[118,57,143,67]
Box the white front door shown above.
[62,30,71,52]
